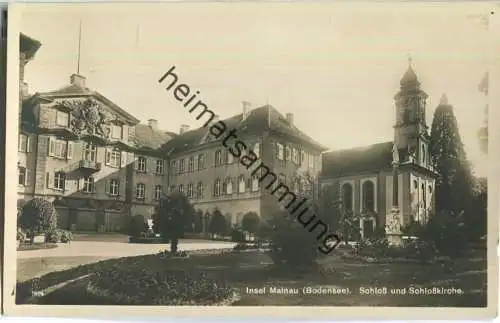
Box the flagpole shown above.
[77,20,82,75]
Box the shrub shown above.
[230,228,246,242]
[18,198,57,234]
[404,211,467,258]
[208,209,227,238]
[269,210,319,270]
[128,215,149,238]
[17,228,26,242]
[241,212,259,234]
[88,265,232,305]
[45,229,62,243]
[60,230,73,243]
[152,192,195,254]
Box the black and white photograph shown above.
[3,2,497,319]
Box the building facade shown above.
[319,63,437,239]
[163,103,328,228]
[17,34,175,232]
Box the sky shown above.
[18,3,491,176]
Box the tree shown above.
[18,198,57,236]
[429,102,474,222]
[269,210,319,271]
[152,192,195,254]
[470,177,487,240]
[241,212,259,234]
[208,208,227,238]
[128,215,148,238]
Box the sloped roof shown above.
[321,141,410,178]
[134,124,177,151]
[20,33,41,61]
[31,78,140,124]
[161,105,328,155]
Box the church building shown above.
[319,62,438,240]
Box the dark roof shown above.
[321,141,410,178]
[20,33,41,61]
[161,105,328,155]
[133,124,177,150]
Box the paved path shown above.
[17,239,236,260]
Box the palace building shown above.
[18,34,176,231]
[319,62,438,240]
[162,102,328,227]
[17,33,327,232]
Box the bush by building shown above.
[128,215,149,238]
[18,198,58,237]
[152,192,195,254]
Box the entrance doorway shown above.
[361,218,376,239]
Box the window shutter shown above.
[120,151,127,168]
[152,185,156,200]
[25,169,31,186]
[26,135,32,153]
[105,148,110,165]
[145,158,150,173]
[47,172,54,189]
[48,137,55,156]
[105,180,109,195]
[66,141,74,159]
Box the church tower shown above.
[393,59,430,167]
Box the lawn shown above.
[17,249,487,307]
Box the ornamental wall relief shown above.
[61,98,116,138]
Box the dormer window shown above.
[56,111,69,127]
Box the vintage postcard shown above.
[3,2,498,319]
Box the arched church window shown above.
[341,183,353,211]
[362,181,375,212]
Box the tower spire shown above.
[407,54,412,68]
[76,20,83,75]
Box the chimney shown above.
[70,74,86,88]
[148,119,158,130]
[242,101,252,120]
[180,124,190,134]
[286,112,294,125]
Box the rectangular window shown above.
[54,172,65,190]
[154,185,163,200]
[106,149,121,168]
[308,154,314,169]
[277,143,284,160]
[188,157,195,172]
[179,159,185,173]
[54,140,67,158]
[137,156,146,172]
[83,142,97,162]
[109,179,120,196]
[83,176,95,193]
[56,111,69,127]
[156,160,164,174]
[111,125,122,139]
[136,183,145,200]
[198,154,205,170]
[18,167,26,185]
